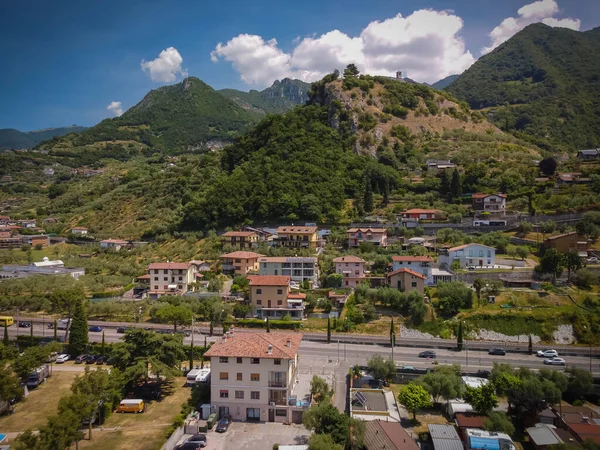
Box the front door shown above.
[479,259,483,266]
[268,300,271,307]
[219,406,229,417]
[268,409,275,422]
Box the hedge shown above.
[235,319,303,330]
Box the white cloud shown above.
[106,101,123,117]
[141,47,188,83]
[482,0,581,54]
[210,9,475,87]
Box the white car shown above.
[55,354,70,364]
[587,257,599,264]
[537,349,558,358]
[544,357,566,366]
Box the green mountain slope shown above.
[447,23,600,151]
[219,78,311,115]
[431,75,459,90]
[26,126,87,145]
[0,126,87,150]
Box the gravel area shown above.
[553,324,575,344]
[400,325,436,340]
[474,329,541,343]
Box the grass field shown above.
[0,371,79,432]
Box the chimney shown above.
[267,344,273,354]
[221,335,226,343]
[286,339,291,348]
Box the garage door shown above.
[291,410,304,424]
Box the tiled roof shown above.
[72,226,88,230]
[136,274,151,279]
[567,423,600,444]
[203,332,303,359]
[222,231,257,237]
[220,251,264,259]
[347,227,387,233]
[388,268,426,279]
[403,209,441,214]
[276,226,318,234]
[391,256,433,262]
[333,255,366,263]
[448,243,495,252]
[148,262,190,270]
[288,293,307,299]
[364,421,419,450]
[258,257,316,263]
[455,413,486,429]
[472,193,507,199]
[248,275,291,286]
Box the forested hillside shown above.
[447,23,600,151]
[0,126,86,150]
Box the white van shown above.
[56,318,71,330]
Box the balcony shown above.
[268,380,287,388]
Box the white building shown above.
[391,256,434,284]
[99,239,129,251]
[258,256,318,287]
[71,227,88,236]
[440,244,496,269]
[147,262,195,298]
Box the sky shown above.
[0,0,598,131]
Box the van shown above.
[56,318,71,330]
[117,399,145,414]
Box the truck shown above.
[26,364,50,389]
[56,318,71,330]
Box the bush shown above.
[575,269,597,289]
[235,319,303,330]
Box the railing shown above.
[268,380,287,388]
[268,398,288,406]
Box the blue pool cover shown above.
[470,437,500,450]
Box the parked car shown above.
[185,434,207,448]
[116,327,126,334]
[85,355,98,364]
[418,351,436,359]
[544,357,566,366]
[488,348,506,356]
[89,326,103,332]
[75,354,90,364]
[215,415,232,433]
[175,443,204,450]
[18,321,31,328]
[95,356,106,365]
[537,349,559,358]
[174,330,191,337]
[56,354,70,364]
[587,257,599,264]
[467,265,476,271]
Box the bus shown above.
[0,316,14,327]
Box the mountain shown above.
[447,23,600,151]
[432,75,459,90]
[0,126,87,150]
[218,78,311,115]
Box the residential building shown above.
[147,262,195,299]
[387,268,425,294]
[400,209,443,220]
[429,424,464,450]
[190,260,211,272]
[543,232,590,254]
[526,425,576,450]
[99,239,129,251]
[220,251,263,275]
[42,217,59,224]
[557,173,590,185]
[0,235,21,249]
[471,193,507,216]
[248,275,303,319]
[221,231,259,249]
[43,167,55,176]
[0,260,84,280]
[242,226,274,243]
[258,256,318,287]
[465,429,515,450]
[347,227,388,247]
[203,332,303,423]
[17,219,36,228]
[553,405,600,445]
[364,420,420,450]
[391,256,434,283]
[21,235,49,248]
[33,257,63,269]
[439,244,496,268]
[333,255,366,287]
[71,227,88,236]
[577,149,600,160]
[426,159,457,172]
[275,226,319,249]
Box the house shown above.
[364,420,420,450]
[465,429,515,450]
[221,231,259,249]
[526,425,576,450]
[190,260,211,272]
[577,149,600,161]
[333,255,366,287]
[543,232,590,254]
[275,226,319,249]
[471,193,507,216]
[439,244,496,268]
[147,262,195,299]
[33,257,64,268]
[242,226,275,243]
[0,235,21,249]
[391,256,434,283]
[429,424,464,450]
[248,275,304,320]
[387,268,426,294]
[400,209,443,220]
[557,173,590,185]
[426,159,457,172]
[22,235,49,248]
[17,219,36,228]
[43,167,55,176]
[42,217,59,224]
[455,413,486,442]
[220,251,264,275]
[347,227,388,247]
[203,332,304,423]
[71,227,88,236]
[258,256,319,287]
[329,292,349,308]
[554,405,600,445]
[99,239,129,251]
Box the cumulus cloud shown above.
[141,47,188,83]
[106,101,123,117]
[482,0,581,54]
[210,9,475,86]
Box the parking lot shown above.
[181,422,310,450]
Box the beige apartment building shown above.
[220,251,264,275]
[221,231,259,249]
[275,226,319,249]
[248,275,304,319]
[148,262,195,299]
[333,255,366,287]
[203,332,304,423]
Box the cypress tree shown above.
[440,170,451,196]
[53,320,57,342]
[390,318,395,346]
[209,321,213,337]
[30,322,34,346]
[363,178,374,213]
[457,321,464,351]
[327,317,331,344]
[3,325,8,346]
[451,168,462,200]
[101,331,105,356]
[189,341,194,371]
[266,317,270,333]
[69,299,88,356]
[528,335,533,355]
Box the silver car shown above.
[537,349,558,358]
[544,357,566,366]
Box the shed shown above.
[429,424,464,450]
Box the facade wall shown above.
[149,267,194,293]
[223,257,260,275]
[335,261,365,287]
[250,284,289,309]
[388,273,424,294]
[441,245,496,268]
[222,235,259,249]
[259,259,318,285]
[545,234,588,253]
[392,261,431,280]
[277,232,319,249]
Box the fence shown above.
[161,426,185,450]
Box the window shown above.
[251,373,260,381]
[411,282,417,288]
[479,250,484,257]
[257,300,262,305]
[256,288,262,294]
[277,300,282,306]
[219,372,228,380]
[274,359,281,365]
[251,391,260,400]
[276,409,287,417]
[220,390,229,398]
[274,269,278,275]
[219,357,229,363]
[251,358,260,365]
[237,357,243,364]
[277,289,283,295]
[487,250,492,257]
[355,263,359,267]
[154,270,159,274]
[178,276,182,281]
[154,277,158,281]
[164,277,168,281]
[164,270,168,274]
[153,285,158,290]
[237,373,243,381]
[235,390,244,399]
[247,408,260,420]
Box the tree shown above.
[326,274,343,288]
[536,249,564,284]
[101,331,105,356]
[490,363,521,396]
[303,400,364,449]
[363,178,374,213]
[516,246,530,260]
[484,412,515,435]
[436,282,473,315]
[12,346,50,379]
[49,286,84,342]
[344,64,360,78]
[539,368,568,393]
[398,383,432,419]
[36,410,84,449]
[539,157,558,176]
[310,375,330,403]
[327,317,331,344]
[464,384,498,414]
[563,249,583,282]
[508,377,561,417]
[417,365,463,402]
[69,298,88,356]
[3,325,8,346]
[540,220,557,234]
[154,303,193,331]
[266,317,270,333]
[367,354,396,381]
[0,367,23,404]
[440,171,451,197]
[457,321,464,351]
[450,169,462,200]
[308,433,344,450]
[575,269,597,289]
[473,279,485,304]
[528,335,533,355]
[565,367,593,400]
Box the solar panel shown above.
[355,391,367,406]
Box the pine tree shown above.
[266,317,270,333]
[69,299,88,356]
[363,178,374,213]
[3,325,8,346]
[451,169,462,200]
[440,170,451,197]
[327,318,331,344]
[457,321,464,351]
[382,178,390,205]
[528,335,533,355]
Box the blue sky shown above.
[0,0,598,131]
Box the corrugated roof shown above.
[526,427,562,446]
[428,424,463,450]
[203,332,302,359]
[455,413,486,429]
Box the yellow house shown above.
[221,231,259,249]
[220,251,264,275]
[247,275,304,320]
[275,226,319,249]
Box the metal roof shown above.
[527,427,562,446]
[429,424,464,450]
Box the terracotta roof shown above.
[333,255,366,263]
[222,231,257,237]
[148,262,190,270]
[472,193,507,199]
[388,268,426,279]
[276,226,318,234]
[567,423,600,444]
[288,293,307,299]
[72,226,88,230]
[557,406,600,417]
[347,227,387,233]
[391,256,433,262]
[136,274,151,279]
[258,256,316,263]
[455,413,486,429]
[248,275,291,286]
[364,420,420,450]
[220,251,264,259]
[448,243,495,252]
[203,332,303,359]
[403,209,441,214]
